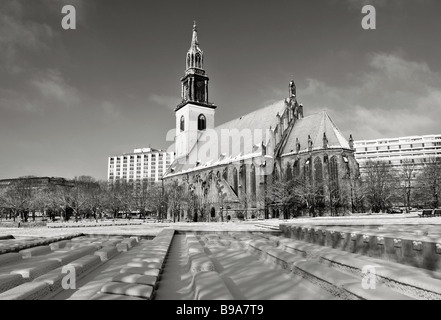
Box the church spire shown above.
[176,22,216,112]
[186,21,203,72]
[191,21,198,47]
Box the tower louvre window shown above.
[180,116,185,132]
[198,114,206,131]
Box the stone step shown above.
[19,246,52,259]
[48,246,98,265]
[66,255,101,276]
[0,253,22,265]
[94,246,119,262]
[342,282,415,300]
[319,250,441,299]
[100,281,154,300]
[111,274,158,289]
[9,260,61,281]
[89,292,145,300]
[188,271,234,300]
[0,274,24,294]
[0,281,51,300]
[120,267,160,278]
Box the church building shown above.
[163,23,360,221]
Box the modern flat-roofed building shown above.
[354,134,441,172]
[107,148,175,185]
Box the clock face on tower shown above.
[197,81,204,88]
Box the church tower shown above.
[175,22,216,159]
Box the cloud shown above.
[149,94,181,110]
[294,53,441,140]
[0,1,56,74]
[101,101,121,119]
[31,69,80,107]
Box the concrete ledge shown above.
[67,255,101,276]
[132,256,164,265]
[90,292,145,300]
[0,281,51,300]
[189,271,234,300]
[20,246,52,259]
[0,253,22,265]
[342,282,415,300]
[116,243,129,252]
[264,248,305,271]
[120,238,137,249]
[292,260,360,300]
[100,282,154,300]
[111,274,158,288]
[0,274,24,294]
[94,247,119,262]
[120,267,160,277]
[10,260,61,281]
[49,240,70,251]
[189,254,215,273]
[126,262,162,269]
[48,246,98,265]
[320,251,441,299]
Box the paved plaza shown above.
[1,214,441,300]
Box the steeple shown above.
[174,22,216,159]
[176,22,216,112]
[186,21,204,72]
[191,21,198,48]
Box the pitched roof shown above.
[281,111,350,155]
[166,100,286,176]
[165,105,350,177]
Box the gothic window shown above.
[293,160,300,178]
[250,164,257,203]
[186,54,190,69]
[304,158,311,183]
[222,168,228,182]
[240,165,247,195]
[329,156,339,195]
[314,157,323,184]
[233,167,238,195]
[180,116,185,132]
[198,114,206,131]
[195,53,201,68]
[274,164,280,182]
[286,163,293,181]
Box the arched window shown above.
[293,160,300,178]
[304,158,311,183]
[222,168,228,182]
[195,53,201,68]
[250,164,257,204]
[286,162,293,181]
[186,54,190,69]
[180,116,185,132]
[198,114,206,131]
[274,164,280,182]
[329,156,339,194]
[233,167,238,195]
[240,165,247,195]
[314,157,323,184]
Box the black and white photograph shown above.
[0,0,441,307]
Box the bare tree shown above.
[362,161,399,213]
[417,157,441,208]
[400,159,417,211]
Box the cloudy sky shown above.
[1,0,440,180]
